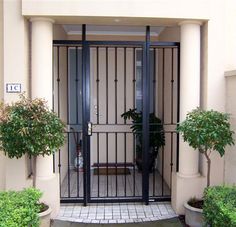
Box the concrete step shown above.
[51,217,184,227]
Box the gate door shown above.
[87,42,145,203]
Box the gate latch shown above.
[87,122,93,136]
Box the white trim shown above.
[30,17,55,23]
[178,20,203,26]
[67,30,160,36]
[63,25,164,36]
[224,70,236,77]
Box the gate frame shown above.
[53,25,180,205]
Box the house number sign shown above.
[6,83,21,93]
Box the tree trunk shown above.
[32,156,36,187]
[204,151,211,187]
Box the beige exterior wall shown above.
[225,72,236,185]
[22,0,210,22]
[0,0,5,191]
[3,0,31,190]
[225,0,236,71]
[200,0,236,188]
[0,0,3,101]
[224,0,236,186]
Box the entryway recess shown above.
[53,25,180,205]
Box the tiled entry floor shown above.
[61,169,170,198]
[55,202,177,224]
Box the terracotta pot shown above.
[39,205,52,227]
[184,202,204,227]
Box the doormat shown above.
[93,167,131,175]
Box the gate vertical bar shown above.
[142,26,151,205]
[152,48,156,196]
[96,47,100,197]
[124,47,127,196]
[176,43,180,172]
[82,24,90,205]
[66,46,71,198]
[170,48,174,189]
[85,28,91,203]
[132,47,136,197]
[57,46,62,197]
[105,47,109,197]
[161,48,165,196]
[115,47,118,197]
[75,46,80,198]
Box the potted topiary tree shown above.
[177,108,234,227]
[0,95,65,227]
[121,108,165,172]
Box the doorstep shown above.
[54,202,177,224]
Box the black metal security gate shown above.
[53,25,180,205]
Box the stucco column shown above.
[31,17,54,178]
[31,17,59,217]
[178,21,201,177]
[172,21,204,214]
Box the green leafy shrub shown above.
[203,186,236,227]
[121,108,165,156]
[177,108,234,187]
[0,95,65,159]
[0,188,42,227]
[121,108,165,172]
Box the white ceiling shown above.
[63,25,164,36]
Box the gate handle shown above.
[87,122,92,136]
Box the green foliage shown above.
[177,108,234,156]
[121,108,165,156]
[0,95,65,158]
[0,188,42,227]
[203,186,236,227]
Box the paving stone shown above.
[55,202,177,224]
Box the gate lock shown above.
[87,122,93,136]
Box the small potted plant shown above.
[121,108,165,172]
[0,95,65,226]
[177,108,234,227]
